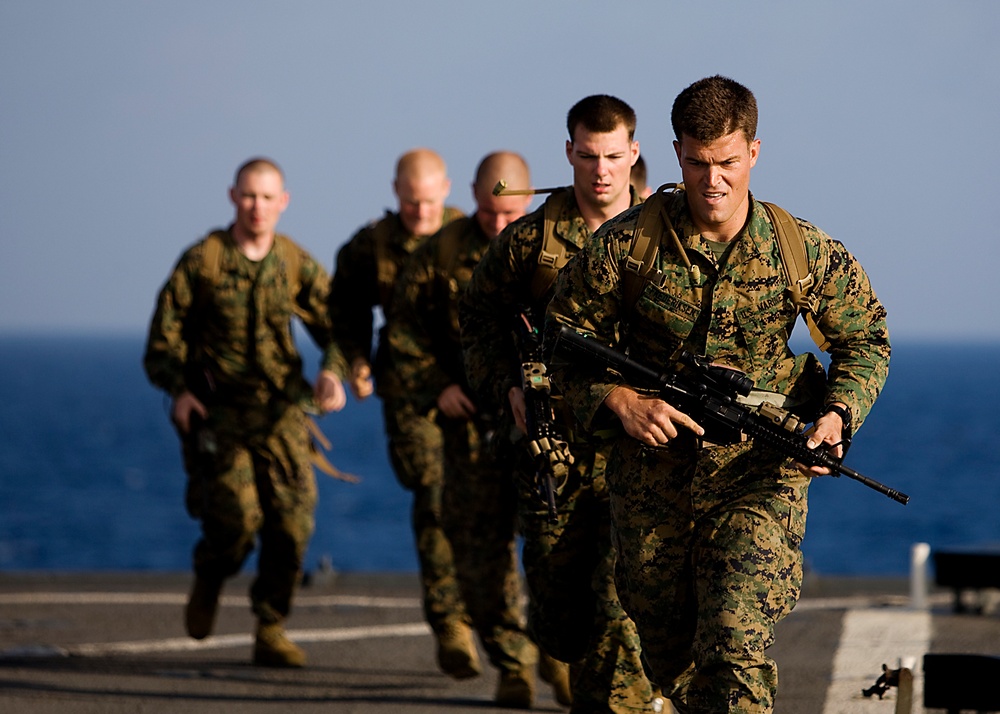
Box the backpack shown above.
[621,184,830,352]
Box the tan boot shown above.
[538,652,572,706]
[184,575,223,640]
[496,668,535,709]
[253,621,306,668]
[435,619,481,679]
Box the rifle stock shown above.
[552,325,908,506]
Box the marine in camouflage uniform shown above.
[544,76,891,713]
[328,149,477,676]
[388,152,552,706]
[461,96,659,713]
[144,158,349,667]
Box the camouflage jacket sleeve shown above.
[459,210,542,411]
[143,244,201,398]
[545,195,890,432]
[329,222,381,367]
[385,230,457,411]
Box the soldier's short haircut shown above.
[567,95,637,142]
[234,157,284,187]
[671,75,758,145]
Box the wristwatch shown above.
[821,403,852,435]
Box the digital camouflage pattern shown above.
[546,190,890,431]
[144,227,345,625]
[329,207,464,397]
[513,441,657,712]
[387,216,537,674]
[145,228,347,403]
[544,189,891,713]
[460,188,658,712]
[329,208,470,637]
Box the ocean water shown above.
[1,332,998,577]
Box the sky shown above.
[1,1,998,341]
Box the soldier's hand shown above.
[172,391,207,434]
[349,357,374,401]
[508,386,527,434]
[604,386,703,446]
[437,384,476,420]
[315,370,348,413]
[795,409,845,476]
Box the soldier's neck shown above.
[233,228,275,262]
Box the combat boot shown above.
[435,619,481,679]
[539,651,573,706]
[496,667,535,709]
[184,575,223,640]
[253,620,306,668]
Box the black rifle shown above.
[552,326,908,505]
[514,309,574,522]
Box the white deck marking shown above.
[66,622,432,657]
[821,608,931,714]
[2,623,431,658]
[0,592,420,608]
[0,590,426,660]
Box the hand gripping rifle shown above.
[552,326,908,505]
[515,309,574,522]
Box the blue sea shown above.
[1,332,998,577]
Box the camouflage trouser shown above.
[439,417,538,674]
[381,399,468,633]
[181,401,316,625]
[607,438,809,714]
[515,440,655,713]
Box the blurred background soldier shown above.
[144,157,348,668]
[328,149,479,678]
[631,154,654,199]
[460,97,661,712]
[388,151,572,708]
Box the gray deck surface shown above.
[1,571,995,713]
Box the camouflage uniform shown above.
[461,188,657,712]
[329,208,470,635]
[387,215,538,677]
[545,190,891,713]
[144,226,347,625]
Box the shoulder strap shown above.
[621,189,670,315]
[200,230,227,287]
[273,233,302,301]
[760,202,830,352]
[530,189,573,301]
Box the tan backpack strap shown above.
[620,183,699,322]
[530,190,572,301]
[200,230,226,286]
[761,202,830,352]
[273,234,303,311]
[620,191,664,314]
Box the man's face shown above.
[674,130,759,239]
[395,171,451,236]
[473,186,531,240]
[566,124,639,212]
[229,169,288,238]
